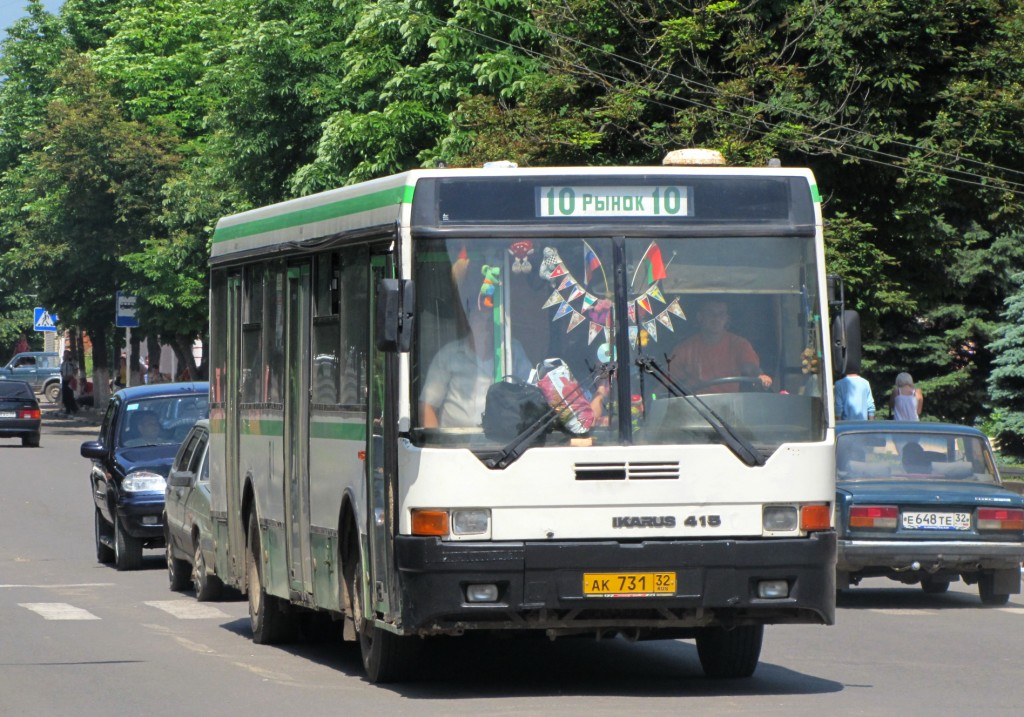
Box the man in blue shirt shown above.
[835,372,875,420]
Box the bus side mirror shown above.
[375,279,415,353]
[831,309,862,377]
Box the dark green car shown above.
[836,421,1024,605]
[0,352,61,404]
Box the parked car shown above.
[836,421,1024,604]
[0,380,42,447]
[81,382,209,570]
[0,351,61,404]
[164,419,223,600]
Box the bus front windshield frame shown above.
[411,235,827,455]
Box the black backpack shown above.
[482,377,549,442]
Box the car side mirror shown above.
[167,469,194,488]
[80,441,106,459]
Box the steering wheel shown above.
[692,376,763,392]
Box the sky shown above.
[0,1,63,35]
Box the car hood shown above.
[837,480,1024,507]
[113,445,179,477]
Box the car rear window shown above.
[0,382,34,400]
[837,431,999,483]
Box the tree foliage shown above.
[0,0,1024,441]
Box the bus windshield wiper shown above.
[635,356,766,467]
[483,362,613,470]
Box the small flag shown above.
[583,240,603,286]
[645,242,667,283]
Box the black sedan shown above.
[836,421,1024,605]
[81,382,209,570]
[0,380,41,447]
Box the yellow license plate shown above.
[583,572,677,597]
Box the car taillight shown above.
[849,505,898,529]
[977,508,1024,531]
[17,408,40,420]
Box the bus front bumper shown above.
[394,531,836,635]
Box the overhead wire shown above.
[414,6,1024,197]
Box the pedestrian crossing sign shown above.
[33,307,58,332]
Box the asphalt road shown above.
[2,418,1024,717]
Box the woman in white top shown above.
[890,372,923,421]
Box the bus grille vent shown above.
[574,462,679,481]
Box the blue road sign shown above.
[33,307,57,332]
[116,291,140,328]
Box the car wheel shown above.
[94,509,115,564]
[21,432,40,448]
[114,518,143,571]
[44,382,60,404]
[167,540,191,592]
[695,625,763,679]
[351,553,417,683]
[979,574,1011,606]
[246,513,294,643]
[921,577,950,594]
[193,538,223,602]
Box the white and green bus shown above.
[207,153,841,682]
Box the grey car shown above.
[0,352,61,403]
[164,420,223,600]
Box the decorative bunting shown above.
[628,302,636,324]
[628,325,639,348]
[647,284,666,304]
[636,295,652,316]
[666,298,686,319]
[553,301,574,320]
[643,320,658,343]
[566,285,585,303]
[657,312,675,330]
[542,290,564,309]
[549,263,568,279]
[582,293,597,310]
[567,311,587,332]
[588,321,604,345]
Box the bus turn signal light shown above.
[411,509,449,537]
[800,504,831,531]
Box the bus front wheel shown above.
[352,554,417,683]
[695,624,763,679]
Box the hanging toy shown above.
[451,244,470,287]
[538,246,563,281]
[479,265,501,309]
[508,240,534,273]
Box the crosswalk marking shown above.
[20,603,101,620]
[144,600,230,620]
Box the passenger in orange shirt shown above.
[668,299,772,394]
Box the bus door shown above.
[366,250,398,621]
[225,273,245,581]
[285,263,313,598]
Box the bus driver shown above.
[668,299,772,394]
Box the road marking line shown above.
[1,583,114,589]
[19,602,101,620]
[144,600,229,620]
[866,609,938,616]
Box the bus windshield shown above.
[412,235,826,453]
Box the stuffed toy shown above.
[538,246,563,281]
[508,240,534,273]
[479,265,501,309]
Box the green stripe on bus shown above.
[310,421,367,441]
[213,185,415,243]
[810,184,821,203]
[241,418,284,435]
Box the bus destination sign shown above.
[538,185,692,218]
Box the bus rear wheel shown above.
[352,555,416,683]
[695,624,763,679]
[247,515,294,643]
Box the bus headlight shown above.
[452,509,490,536]
[763,505,798,532]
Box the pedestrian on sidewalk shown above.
[60,349,79,415]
